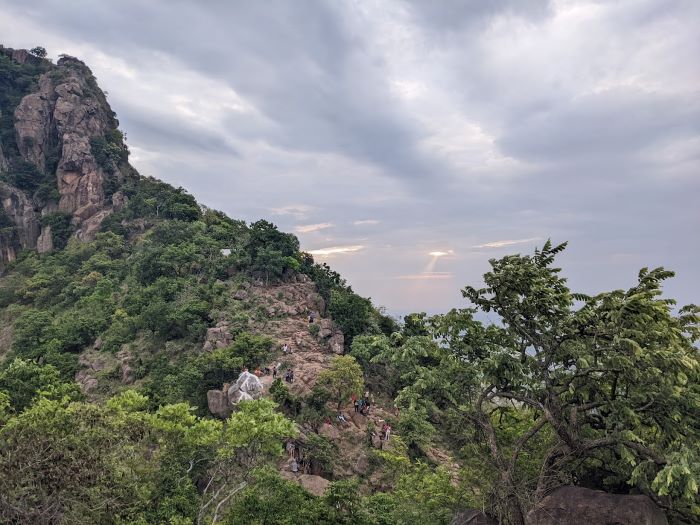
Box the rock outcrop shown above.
[0,182,40,250]
[280,471,331,497]
[202,320,233,352]
[0,47,131,268]
[526,486,668,525]
[36,225,53,253]
[207,371,264,418]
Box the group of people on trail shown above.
[352,390,374,415]
[286,440,311,474]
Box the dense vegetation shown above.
[1,212,696,523]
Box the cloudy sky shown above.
[2,0,698,314]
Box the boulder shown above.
[451,510,497,525]
[328,333,344,354]
[318,318,333,339]
[526,486,668,525]
[318,423,341,441]
[207,389,232,419]
[226,371,264,405]
[75,369,98,393]
[280,472,330,497]
[228,389,254,404]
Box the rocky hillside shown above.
[0,45,132,268]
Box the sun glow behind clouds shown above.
[425,249,453,273]
[473,237,541,249]
[295,223,333,233]
[308,245,365,256]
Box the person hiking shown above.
[282,343,289,354]
[272,366,277,379]
[384,424,391,442]
[354,397,360,412]
[291,458,299,473]
[286,440,295,458]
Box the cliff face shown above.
[0,46,131,270]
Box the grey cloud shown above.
[498,90,700,163]
[1,0,697,312]
[404,0,552,33]
[6,0,442,182]
[121,113,239,157]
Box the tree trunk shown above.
[504,484,526,525]
[476,411,527,524]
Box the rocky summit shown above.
[0,45,131,269]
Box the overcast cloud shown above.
[1,0,698,314]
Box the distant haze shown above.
[2,0,698,314]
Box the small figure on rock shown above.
[282,343,289,354]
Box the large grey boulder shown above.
[526,486,668,525]
[208,371,264,418]
[229,371,263,400]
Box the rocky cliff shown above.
[0,46,131,271]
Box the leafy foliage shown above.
[316,355,364,410]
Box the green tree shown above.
[224,467,319,525]
[0,358,80,413]
[453,241,700,523]
[328,289,375,347]
[316,355,365,410]
[254,246,285,284]
[198,399,298,524]
[29,46,47,58]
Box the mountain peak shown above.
[0,45,132,268]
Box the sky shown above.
[1,0,698,315]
